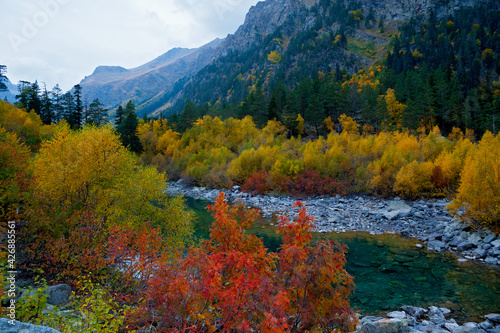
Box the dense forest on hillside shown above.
[168,0,499,138]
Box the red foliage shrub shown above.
[135,193,358,332]
[291,170,350,196]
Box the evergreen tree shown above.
[40,83,53,125]
[305,90,325,136]
[0,65,7,91]
[86,98,108,126]
[15,81,31,110]
[73,84,83,129]
[178,100,198,132]
[61,92,76,126]
[118,101,142,153]
[378,17,385,33]
[115,105,125,127]
[282,92,301,136]
[51,84,63,122]
[249,81,268,127]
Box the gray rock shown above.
[487,328,500,333]
[485,314,500,323]
[328,214,341,223]
[457,242,476,251]
[445,322,461,332]
[439,308,451,315]
[485,257,498,264]
[46,284,72,306]
[414,212,425,219]
[373,318,409,333]
[429,307,446,327]
[478,321,494,330]
[472,248,488,259]
[483,235,496,244]
[402,305,427,318]
[384,211,400,220]
[360,323,383,333]
[362,316,385,324]
[468,233,482,245]
[388,311,407,319]
[0,318,61,333]
[450,236,464,247]
[428,241,446,250]
[491,240,500,248]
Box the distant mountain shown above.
[0,77,18,104]
[78,38,224,116]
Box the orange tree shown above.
[136,193,357,332]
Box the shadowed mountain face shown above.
[78,38,224,115]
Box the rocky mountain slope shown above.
[78,38,223,115]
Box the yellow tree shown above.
[31,125,194,245]
[384,88,406,129]
[338,114,360,135]
[447,131,500,231]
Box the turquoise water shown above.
[185,197,500,323]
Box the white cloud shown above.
[0,0,259,91]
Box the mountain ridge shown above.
[78,38,224,113]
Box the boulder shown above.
[46,284,72,306]
[482,235,496,244]
[490,240,500,248]
[388,311,407,319]
[0,318,61,333]
[449,236,465,247]
[428,241,446,251]
[485,314,500,324]
[457,242,476,251]
[360,323,383,333]
[373,318,409,333]
[402,305,427,319]
[472,248,488,259]
[445,322,461,332]
[468,233,482,245]
[478,321,494,330]
[428,306,446,327]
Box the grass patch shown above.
[347,37,377,59]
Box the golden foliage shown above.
[338,114,360,135]
[447,131,500,231]
[268,51,282,64]
[32,125,194,245]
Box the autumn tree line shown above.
[0,98,358,331]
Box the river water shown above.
[185,197,500,323]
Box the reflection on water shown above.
[185,197,500,323]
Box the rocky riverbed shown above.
[357,306,500,333]
[166,180,500,265]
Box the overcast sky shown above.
[1,0,260,91]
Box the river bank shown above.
[166,180,500,266]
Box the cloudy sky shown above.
[1,0,260,91]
